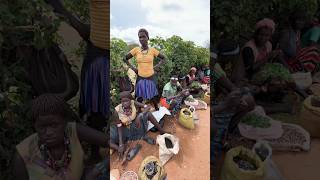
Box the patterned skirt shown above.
[286,46,320,73]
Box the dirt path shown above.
[111,107,210,180]
[272,139,320,180]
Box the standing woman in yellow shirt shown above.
[124,29,166,109]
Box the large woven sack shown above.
[204,92,210,104]
[138,156,167,180]
[178,108,194,129]
[156,134,180,166]
[300,95,320,138]
[185,99,207,110]
[265,123,310,151]
[291,72,312,90]
[238,106,283,140]
[221,146,265,180]
[239,117,283,140]
[310,83,320,97]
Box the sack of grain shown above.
[265,123,310,151]
[300,95,320,138]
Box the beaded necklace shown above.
[39,135,71,171]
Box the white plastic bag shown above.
[252,141,284,180]
[156,134,180,166]
[292,72,312,90]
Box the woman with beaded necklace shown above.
[124,29,166,110]
[13,94,108,180]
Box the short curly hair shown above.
[138,28,149,39]
[31,94,75,122]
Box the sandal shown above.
[127,144,142,161]
[143,136,156,145]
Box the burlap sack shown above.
[300,95,320,138]
[221,146,265,180]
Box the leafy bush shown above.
[212,0,318,43]
[0,0,89,179]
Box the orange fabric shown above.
[130,47,160,77]
[160,97,170,109]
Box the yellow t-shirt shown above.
[130,47,160,77]
[90,0,109,50]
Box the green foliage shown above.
[241,114,271,128]
[0,0,90,179]
[212,0,318,43]
[0,0,62,49]
[110,38,130,109]
[0,58,33,180]
[64,0,90,23]
[252,63,293,85]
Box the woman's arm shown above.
[45,0,90,41]
[76,123,108,148]
[123,53,138,73]
[13,152,29,180]
[154,53,166,71]
[134,101,148,108]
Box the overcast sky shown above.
[111,0,210,47]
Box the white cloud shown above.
[111,0,210,47]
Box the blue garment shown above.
[135,75,158,100]
[79,42,109,117]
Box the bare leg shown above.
[146,112,169,134]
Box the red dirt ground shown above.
[111,107,211,180]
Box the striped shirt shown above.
[90,0,109,50]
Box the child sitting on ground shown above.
[110,91,170,155]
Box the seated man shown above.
[13,94,108,180]
[160,75,190,114]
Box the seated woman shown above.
[242,18,279,79]
[301,13,320,49]
[110,91,169,154]
[196,65,211,84]
[13,94,108,180]
[186,67,197,86]
[160,75,190,114]
[277,9,320,74]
